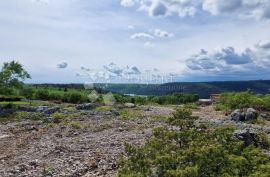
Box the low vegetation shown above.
[215,91,270,111]
[118,108,270,177]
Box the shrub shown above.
[30,112,44,120]
[218,92,270,111]
[20,86,34,99]
[118,107,270,177]
[62,92,84,104]
[52,112,65,123]
[35,89,50,100]
[0,95,23,102]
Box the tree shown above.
[0,61,31,95]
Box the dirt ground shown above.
[0,106,172,177]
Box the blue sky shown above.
[0,0,270,83]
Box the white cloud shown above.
[202,0,242,15]
[148,0,168,16]
[120,0,135,7]
[153,29,174,38]
[185,40,270,78]
[130,32,154,40]
[121,0,270,20]
[256,40,270,49]
[186,47,253,72]
[57,61,68,69]
[103,62,123,76]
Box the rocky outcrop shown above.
[124,103,136,108]
[230,108,258,122]
[36,106,49,112]
[231,109,246,121]
[245,108,258,121]
[76,103,95,110]
[234,128,257,147]
[234,128,270,149]
[44,107,60,115]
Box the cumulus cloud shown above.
[121,0,270,20]
[148,1,168,16]
[256,40,270,49]
[186,47,253,72]
[120,0,135,7]
[124,66,142,75]
[202,0,242,15]
[153,29,174,38]
[130,32,154,40]
[57,61,68,69]
[185,40,270,78]
[103,62,123,76]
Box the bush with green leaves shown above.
[118,108,270,177]
[217,91,270,111]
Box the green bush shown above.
[118,108,270,177]
[0,95,23,102]
[52,112,65,123]
[35,89,50,100]
[218,92,270,111]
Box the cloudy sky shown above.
[0,0,270,83]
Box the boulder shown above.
[44,107,60,115]
[245,108,258,120]
[36,106,49,112]
[76,103,95,110]
[109,109,120,116]
[124,103,136,108]
[230,109,245,121]
[234,128,256,147]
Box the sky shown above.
[0,0,270,83]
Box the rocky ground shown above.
[0,106,172,177]
[0,105,270,177]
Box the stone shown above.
[245,108,258,120]
[109,109,120,116]
[124,103,136,108]
[76,103,95,110]
[234,128,256,147]
[36,106,49,112]
[0,135,11,139]
[230,109,245,121]
[44,107,60,115]
[43,117,53,123]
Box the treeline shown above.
[19,86,93,104]
[114,93,199,105]
[3,85,199,105]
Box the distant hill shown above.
[96,80,270,98]
[32,80,270,98]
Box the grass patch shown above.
[0,101,31,105]
[119,108,143,120]
[70,122,82,130]
[95,106,113,111]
